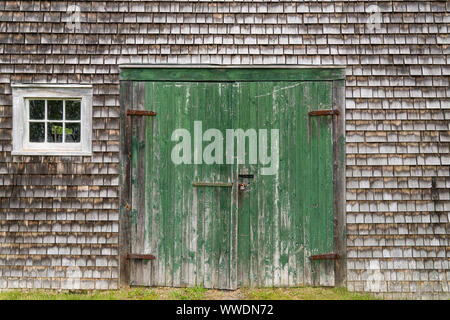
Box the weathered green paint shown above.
[234,81,335,287]
[120,68,344,289]
[127,81,236,289]
[120,67,346,82]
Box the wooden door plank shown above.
[294,82,306,286]
[248,82,260,288]
[301,82,314,285]
[236,81,250,288]
[286,83,298,286]
[271,82,282,287]
[256,82,266,287]
[229,81,239,290]
[135,81,148,285]
[185,83,197,288]
[191,84,204,288]
[129,82,139,285]
[259,82,274,287]
[277,82,291,287]
[218,83,233,289]
[316,81,335,286]
[151,82,163,287]
[144,81,156,286]
[172,83,184,287]
[152,83,166,286]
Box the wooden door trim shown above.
[119,67,346,82]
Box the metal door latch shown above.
[238,183,247,191]
[238,174,253,191]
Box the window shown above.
[28,99,82,143]
[12,84,92,155]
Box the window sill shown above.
[11,150,92,156]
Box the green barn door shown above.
[120,68,345,290]
[235,81,336,287]
[126,81,237,289]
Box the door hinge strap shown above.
[126,109,157,116]
[309,253,340,261]
[308,109,340,117]
[126,253,156,260]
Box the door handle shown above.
[192,182,233,187]
[237,173,253,191]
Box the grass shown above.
[170,286,208,300]
[241,286,379,300]
[0,286,380,300]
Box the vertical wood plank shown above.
[236,81,249,288]
[302,82,314,285]
[295,82,306,286]
[164,82,174,287]
[316,81,335,286]
[119,81,132,288]
[153,82,165,286]
[229,81,239,290]
[144,81,156,286]
[248,82,259,288]
[129,82,139,285]
[286,83,298,286]
[134,81,147,285]
[172,83,183,287]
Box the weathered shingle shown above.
[0,0,448,297]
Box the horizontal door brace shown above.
[126,253,156,260]
[308,109,340,116]
[126,109,157,116]
[192,182,233,187]
[309,253,340,261]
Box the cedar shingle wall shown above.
[0,1,449,298]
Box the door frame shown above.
[118,65,346,288]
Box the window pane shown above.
[29,100,45,120]
[65,123,81,143]
[47,100,63,120]
[47,122,63,143]
[29,122,45,142]
[66,100,81,120]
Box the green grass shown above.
[169,286,208,300]
[242,286,380,300]
[0,288,159,300]
[0,286,380,300]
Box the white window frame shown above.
[11,84,93,156]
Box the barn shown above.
[0,1,449,300]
